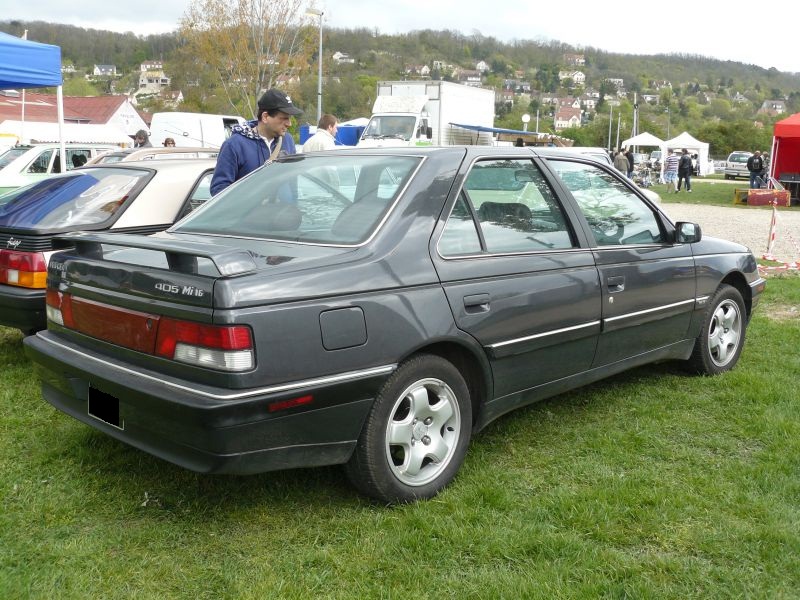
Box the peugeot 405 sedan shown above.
[24,147,765,503]
[0,159,215,334]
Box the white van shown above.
[149,112,246,149]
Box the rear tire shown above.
[687,284,746,375]
[345,354,472,503]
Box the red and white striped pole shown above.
[763,201,778,261]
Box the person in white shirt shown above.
[303,114,339,152]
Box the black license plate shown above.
[88,386,123,430]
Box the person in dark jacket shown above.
[625,148,634,179]
[747,150,765,189]
[210,88,302,196]
[676,148,693,192]
[133,129,152,148]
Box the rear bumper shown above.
[24,331,394,474]
[0,286,46,333]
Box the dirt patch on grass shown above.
[762,303,799,321]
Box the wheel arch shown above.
[720,271,752,318]
[402,340,491,430]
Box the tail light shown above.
[155,318,254,371]
[0,249,47,289]
[46,290,254,372]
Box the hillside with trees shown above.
[2,18,799,157]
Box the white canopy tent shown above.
[621,131,664,149]
[663,131,712,176]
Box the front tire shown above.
[345,354,472,503]
[687,284,746,375]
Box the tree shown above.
[179,0,314,119]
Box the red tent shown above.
[770,113,800,181]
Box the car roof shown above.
[88,146,220,164]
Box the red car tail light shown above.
[155,317,254,371]
[0,249,47,288]
[45,289,75,327]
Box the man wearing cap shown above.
[210,88,302,195]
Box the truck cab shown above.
[358,113,432,148]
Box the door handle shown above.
[463,293,491,313]
[607,275,625,292]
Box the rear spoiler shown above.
[52,232,259,276]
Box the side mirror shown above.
[675,221,702,243]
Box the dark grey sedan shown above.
[24,147,765,503]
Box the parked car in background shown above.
[0,159,215,334]
[0,143,118,195]
[24,146,764,503]
[724,151,753,180]
[88,146,219,165]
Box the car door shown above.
[543,158,695,367]
[431,156,601,399]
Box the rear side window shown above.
[551,159,664,246]
[26,149,54,174]
[0,168,149,229]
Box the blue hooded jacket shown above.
[210,120,297,196]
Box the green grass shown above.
[657,175,799,209]
[2,279,800,599]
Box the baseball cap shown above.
[257,89,303,115]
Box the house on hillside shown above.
[456,69,482,87]
[554,106,581,130]
[161,90,184,109]
[475,60,489,73]
[404,64,430,78]
[758,99,786,116]
[140,60,163,72]
[558,71,585,85]
[332,51,355,65]
[558,97,581,109]
[580,94,598,111]
[138,66,170,94]
[93,65,117,77]
[563,53,585,66]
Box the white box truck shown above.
[149,112,246,149]
[357,81,495,148]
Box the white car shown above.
[0,158,216,334]
[0,143,118,194]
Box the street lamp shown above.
[521,113,530,132]
[306,7,324,124]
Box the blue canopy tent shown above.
[0,31,65,170]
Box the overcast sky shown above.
[7,0,798,74]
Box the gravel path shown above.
[659,200,800,264]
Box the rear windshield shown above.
[175,154,421,244]
[728,153,751,163]
[0,146,31,169]
[0,167,149,229]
